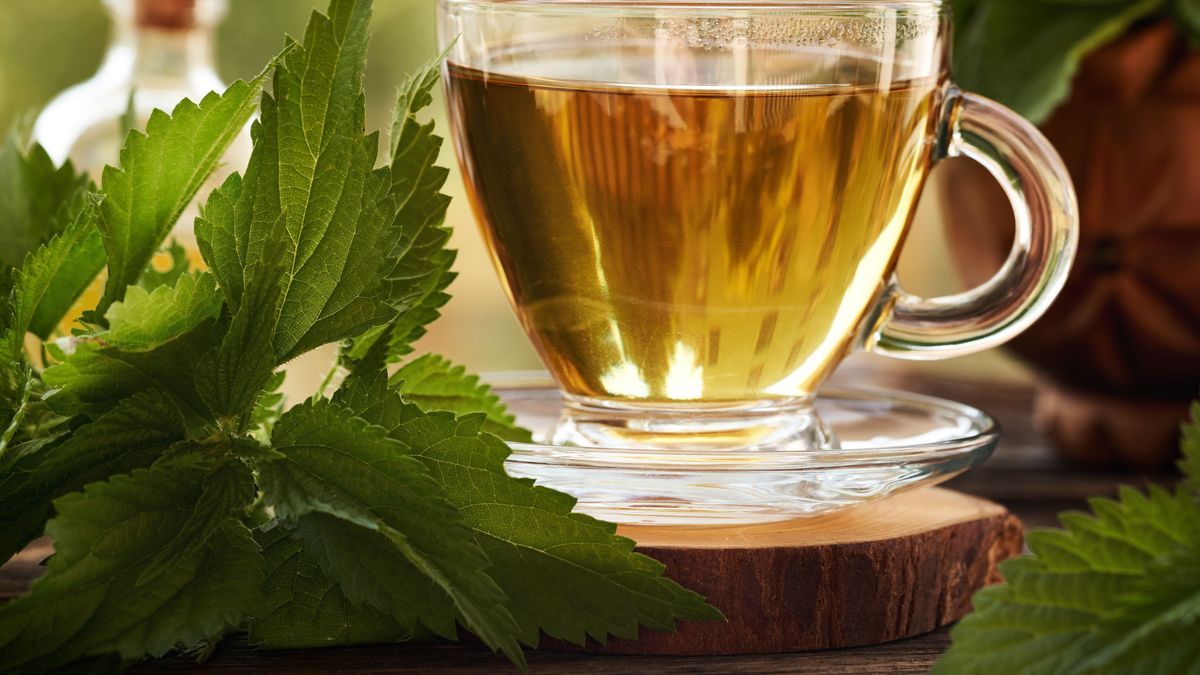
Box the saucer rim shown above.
[488,371,1000,471]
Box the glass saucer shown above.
[488,373,999,525]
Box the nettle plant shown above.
[0,0,718,671]
[937,407,1200,673]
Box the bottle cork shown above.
[135,0,197,29]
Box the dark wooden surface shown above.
[1,369,1177,673]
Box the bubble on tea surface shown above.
[577,8,937,51]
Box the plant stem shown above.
[0,371,34,459]
[317,355,342,399]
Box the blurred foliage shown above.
[0,0,107,129]
[0,0,440,133]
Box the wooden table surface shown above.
[0,369,1176,674]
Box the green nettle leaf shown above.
[250,524,410,649]
[250,371,287,441]
[0,362,37,463]
[0,362,70,474]
[42,269,225,427]
[195,217,287,422]
[102,273,223,352]
[196,0,399,365]
[93,70,268,319]
[136,459,258,587]
[284,513,456,637]
[386,62,456,317]
[2,201,105,357]
[1181,402,1200,493]
[138,239,192,293]
[42,315,221,426]
[936,434,1200,675]
[954,0,1166,123]
[0,136,90,270]
[118,89,138,141]
[0,362,60,468]
[0,459,263,673]
[0,137,99,358]
[393,354,532,442]
[342,63,456,374]
[0,392,186,563]
[336,374,722,647]
[259,396,525,666]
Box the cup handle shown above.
[872,87,1079,360]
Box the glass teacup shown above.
[439,0,1077,452]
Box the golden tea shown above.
[447,49,940,404]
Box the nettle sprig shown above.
[0,1,719,672]
[937,405,1200,673]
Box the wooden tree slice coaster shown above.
[599,488,1023,656]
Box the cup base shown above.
[552,395,838,452]
[491,375,999,525]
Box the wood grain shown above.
[618,487,1008,547]
[592,488,1023,655]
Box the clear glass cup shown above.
[438,0,1078,452]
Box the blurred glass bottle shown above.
[32,0,250,252]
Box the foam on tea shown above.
[447,45,941,404]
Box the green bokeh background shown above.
[0,0,439,132]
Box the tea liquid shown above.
[447,49,940,403]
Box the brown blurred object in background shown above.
[941,20,1200,468]
[136,0,197,29]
